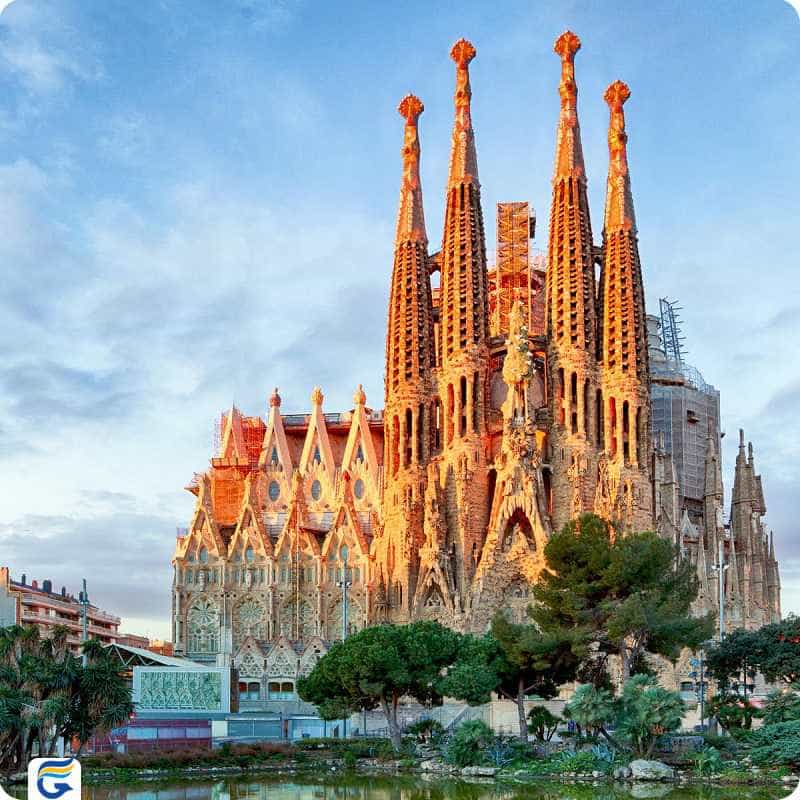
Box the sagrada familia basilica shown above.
[170,33,781,692]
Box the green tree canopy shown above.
[440,614,583,742]
[531,513,714,683]
[706,617,800,693]
[0,625,132,771]
[614,674,684,757]
[297,620,461,750]
[565,676,684,757]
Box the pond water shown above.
[10,774,792,800]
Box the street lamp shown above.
[336,545,353,641]
[336,545,353,739]
[710,539,730,640]
[689,654,706,731]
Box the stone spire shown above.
[447,38,479,187]
[395,94,427,244]
[546,31,596,355]
[553,30,586,180]
[546,32,601,533]
[703,431,724,554]
[595,79,652,532]
[379,94,437,625]
[433,38,491,607]
[439,38,489,372]
[598,80,647,381]
[732,429,750,509]
[385,94,435,407]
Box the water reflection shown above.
[72,774,791,800]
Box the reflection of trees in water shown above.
[83,776,782,800]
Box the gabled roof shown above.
[105,643,203,669]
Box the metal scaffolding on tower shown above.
[491,202,535,337]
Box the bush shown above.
[551,750,597,774]
[690,746,724,777]
[446,720,494,767]
[615,675,683,757]
[763,689,800,725]
[748,721,800,768]
[405,718,445,745]
[82,742,291,771]
[527,705,561,743]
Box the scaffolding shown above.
[659,297,686,365]
[490,202,538,337]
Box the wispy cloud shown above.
[0,1,102,95]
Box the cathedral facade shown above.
[170,33,780,695]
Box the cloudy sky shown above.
[0,0,797,640]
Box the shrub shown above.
[552,750,596,774]
[527,705,561,743]
[748,721,800,768]
[565,684,616,737]
[445,720,494,767]
[405,718,445,744]
[615,674,683,758]
[707,694,761,731]
[763,689,800,725]
[690,746,724,777]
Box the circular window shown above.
[245,546,254,563]
[199,547,208,563]
[354,478,365,499]
[311,480,322,501]
[268,480,280,501]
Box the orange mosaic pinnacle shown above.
[171,33,780,684]
[447,38,479,187]
[395,94,427,245]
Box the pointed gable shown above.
[221,405,247,462]
[299,387,336,475]
[178,473,225,558]
[323,487,371,560]
[259,388,294,474]
[229,472,273,557]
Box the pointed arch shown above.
[299,400,336,475]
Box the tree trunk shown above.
[380,695,402,752]
[619,646,631,687]
[516,680,529,743]
[599,727,623,752]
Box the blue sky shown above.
[0,0,797,639]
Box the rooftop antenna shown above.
[79,578,89,666]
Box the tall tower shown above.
[381,94,436,620]
[437,38,490,601]
[597,80,653,531]
[545,31,600,534]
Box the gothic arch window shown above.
[328,598,363,640]
[238,651,263,678]
[199,547,208,563]
[234,598,266,647]
[311,480,322,501]
[279,600,315,640]
[187,598,219,654]
[356,444,364,463]
[245,546,255,563]
[270,446,279,466]
[500,509,535,552]
[313,445,321,465]
[268,480,280,501]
